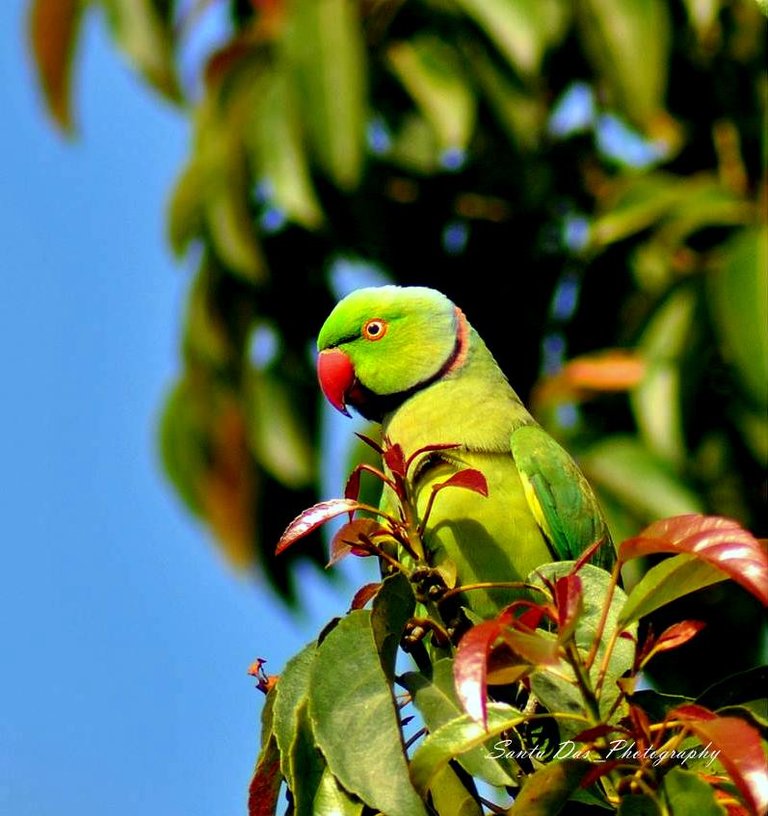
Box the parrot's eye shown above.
[362,319,388,341]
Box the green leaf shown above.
[28,0,85,133]
[245,67,324,229]
[453,0,567,78]
[409,703,524,797]
[102,0,181,102]
[505,759,592,815]
[617,795,662,816]
[309,610,428,816]
[576,0,670,127]
[429,764,483,816]
[312,768,363,816]
[290,702,327,815]
[400,659,517,787]
[660,767,727,815]
[708,227,768,409]
[245,370,314,489]
[620,515,768,605]
[283,0,366,191]
[386,36,476,152]
[371,573,415,681]
[631,287,696,468]
[273,642,317,793]
[167,160,207,259]
[619,553,727,624]
[579,435,704,522]
[629,689,694,722]
[697,666,768,714]
[531,564,634,727]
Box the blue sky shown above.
[0,3,358,813]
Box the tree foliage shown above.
[29,0,765,684]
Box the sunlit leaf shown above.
[428,764,483,816]
[409,703,524,797]
[620,515,768,606]
[246,67,324,229]
[576,0,670,128]
[276,498,368,554]
[282,0,366,190]
[453,617,509,726]
[28,0,84,133]
[619,553,728,624]
[453,0,567,78]
[386,36,476,152]
[309,611,428,816]
[328,518,386,565]
[103,0,181,102]
[505,759,592,815]
[668,706,768,816]
[400,659,517,787]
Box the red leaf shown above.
[355,432,384,454]
[405,442,461,472]
[344,467,362,505]
[579,759,622,789]
[275,499,362,554]
[640,620,706,668]
[328,518,386,565]
[555,574,583,641]
[247,744,282,816]
[620,515,768,606]
[454,615,511,727]
[349,582,382,610]
[669,706,768,816]
[383,442,407,478]
[435,469,489,498]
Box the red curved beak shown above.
[317,348,355,417]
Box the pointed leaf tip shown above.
[437,469,489,497]
[275,498,362,554]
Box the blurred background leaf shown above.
[27,0,767,690]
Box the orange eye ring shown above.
[362,319,388,341]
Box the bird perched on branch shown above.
[316,285,614,618]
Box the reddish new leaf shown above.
[669,705,768,816]
[383,442,407,478]
[639,620,706,668]
[435,468,489,497]
[555,574,583,642]
[349,582,382,610]
[275,498,363,554]
[354,432,384,455]
[328,518,386,565]
[454,615,512,727]
[247,739,282,816]
[503,627,561,668]
[620,515,768,606]
[29,0,84,133]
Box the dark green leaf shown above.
[505,759,593,815]
[371,573,415,681]
[309,610,428,816]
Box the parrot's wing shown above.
[510,424,615,569]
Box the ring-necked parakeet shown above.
[316,285,614,618]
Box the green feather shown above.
[318,286,616,619]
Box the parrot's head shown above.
[316,285,469,421]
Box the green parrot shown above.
[316,285,614,619]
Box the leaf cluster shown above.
[257,439,768,814]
